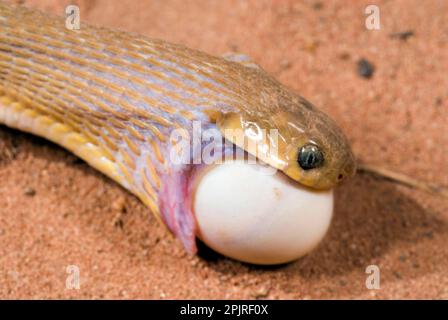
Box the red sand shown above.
[0,0,447,299]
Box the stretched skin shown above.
[0,3,356,253]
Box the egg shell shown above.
[193,160,334,265]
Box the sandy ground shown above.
[0,0,447,299]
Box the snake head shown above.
[216,95,356,190]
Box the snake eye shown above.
[298,144,324,170]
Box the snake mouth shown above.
[157,141,276,254]
[157,130,338,255]
[186,158,334,265]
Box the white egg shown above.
[193,160,333,265]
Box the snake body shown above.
[0,3,356,253]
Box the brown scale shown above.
[0,32,187,125]
[0,57,95,133]
[3,25,228,113]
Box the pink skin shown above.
[158,166,200,254]
[157,130,244,254]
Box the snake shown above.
[0,3,356,254]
